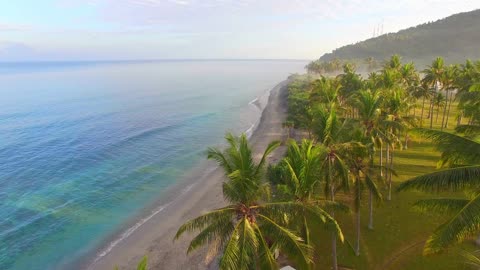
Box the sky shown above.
[1,0,479,61]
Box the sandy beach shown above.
[86,80,289,270]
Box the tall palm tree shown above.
[382,88,415,199]
[422,57,445,129]
[441,65,459,129]
[176,133,343,269]
[353,89,385,229]
[337,64,364,116]
[278,139,347,269]
[312,104,353,269]
[397,126,480,255]
[347,147,383,256]
[456,60,480,126]
[433,93,446,123]
[417,82,435,126]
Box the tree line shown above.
[173,55,480,270]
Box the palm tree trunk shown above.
[330,184,338,270]
[436,105,440,123]
[429,98,434,129]
[386,144,390,180]
[457,111,463,126]
[427,97,432,118]
[380,144,383,177]
[388,149,394,201]
[368,190,373,229]
[420,96,426,126]
[404,132,408,150]
[303,216,310,246]
[445,90,454,129]
[440,90,448,130]
[355,209,361,256]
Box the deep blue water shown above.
[0,60,306,269]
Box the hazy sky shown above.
[1,0,479,61]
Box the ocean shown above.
[0,60,306,269]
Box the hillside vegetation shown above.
[319,9,480,67]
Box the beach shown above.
[86,79,290,270]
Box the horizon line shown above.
[0,58,312,64]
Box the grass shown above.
[308,102,478,269]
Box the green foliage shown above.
[137,256,147,270]
[319,9,480,66]
[176,133,343,270]
[398,126,480,254]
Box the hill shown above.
[319,9,480,66]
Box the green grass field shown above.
[309,103,477,269]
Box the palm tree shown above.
[384,54,402,71]
[382,88,415,199]
[456,60,480,126]
[278,139,348,269]
[397,126,480,254]
[337,64,364,116]
[422,57,445,129]
[441,65,458,129]
[433,93,446,123]
[176,133,343,269]
[353,89,385,229]
[312,104,353,269]
[417,82,435,126]
[347,148,383,256]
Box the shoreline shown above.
[82,79,290,270]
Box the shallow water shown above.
[0,60,306,269]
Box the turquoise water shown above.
[0,60,306,269]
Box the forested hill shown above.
[319,9,480,66]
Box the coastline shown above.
[82,79,290,270]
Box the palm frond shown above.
[413,198,470,214]
[257,213,313,269]
[254,140,281,177]
[253,222,278,270]
[461,250,480,268]
[397,165,480,192]
[455,124,480,137]
[410,128,480,166]
[423,193,480,255]
[175,207,236,240]
[187,214,235,253]
[259,201,344,242]
[365,174,383,203]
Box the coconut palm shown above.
[433,93,446,123]
[397,126,480,255]
[309,76,342,107]
[384,54,402,71]
[176,133,343,270]
[457,60,480,126]
[347,146,383,256]
[417,82,435,126]
[337,64,364,115]
[312,104,354,269]
[382,88,416,199]
[279,139,346,243]
[353,89,386,229]
[441,65,459,129]
[423,57,446,129]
